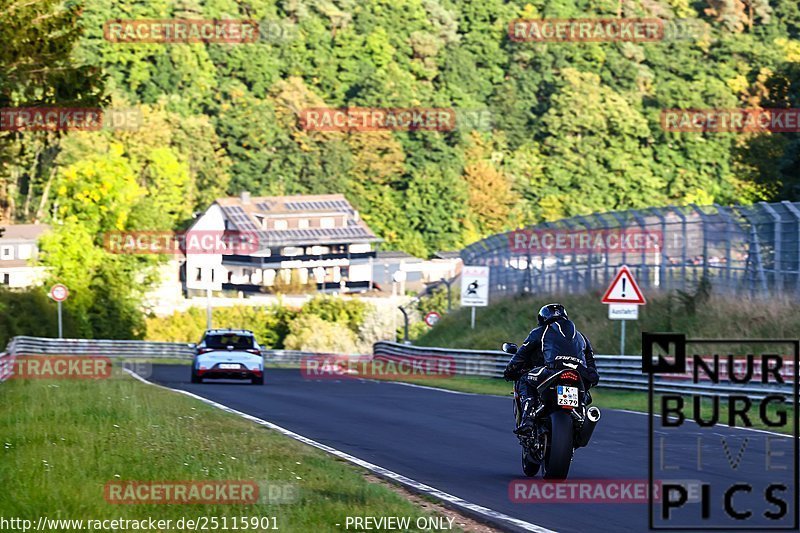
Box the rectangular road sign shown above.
[609,304,639,320]
[461,266,489,307]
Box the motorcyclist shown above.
[503,303,599,435]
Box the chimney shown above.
[240,191,251,204]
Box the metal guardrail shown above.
[0,352,12,382]
[2,336,794,401]
[374,342,796,401]
[2,336,329,367]
[6,336,196,359]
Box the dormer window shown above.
[320,217,334,229]
[274,219,288,230]
[299,219,309,229]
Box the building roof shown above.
[0,224,50,241]
[215,194,380,247]
[433,250,462,260]
[375,250,423,262]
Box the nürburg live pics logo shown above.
[643,332,799,530]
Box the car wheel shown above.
[191,368,202,384]
[251,374,264,385]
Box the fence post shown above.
[780,201,800,295]
[688,204,710,281]
[714,204,737,293]
[760,202,783,293]
[668,206,688,290]
[575,214,595,291]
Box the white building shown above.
[0,224,49,288]
[184,193,381,296]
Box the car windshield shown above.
[204,334,254,350]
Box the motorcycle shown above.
[502,342,601,479]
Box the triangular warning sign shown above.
[601,265,646,304]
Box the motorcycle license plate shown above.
[219,363,240,369]
[557,385,579,407]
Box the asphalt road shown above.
[148,366,796,533]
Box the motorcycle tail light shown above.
[561,370,579,381]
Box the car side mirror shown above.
[502,342,518,354]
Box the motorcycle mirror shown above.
[502,342,518,354]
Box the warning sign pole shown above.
[620,320,626,356]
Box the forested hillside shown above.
[2,0,800,337]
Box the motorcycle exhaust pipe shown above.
[576,406,601,447]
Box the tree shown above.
[0,0,105,222]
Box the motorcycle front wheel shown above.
[542,410,574,479]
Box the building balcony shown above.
[220,280,372,294]
[221,250,376,267]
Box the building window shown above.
[298,219,309,229]
[274,219,288,230]
[1,246,13,260]
[195,268,202,281]
[1,273,9,284]
[320,218,335,229]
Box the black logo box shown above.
[643,333,799,530]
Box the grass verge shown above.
[0,375,464,531]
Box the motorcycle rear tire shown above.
[543,410,573,479]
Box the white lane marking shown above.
[362,379,505,397]
[125,369,555,533]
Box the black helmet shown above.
[538,303,568,326]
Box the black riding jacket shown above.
[503,318,599,386]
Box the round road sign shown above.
[424,311,441,327]
[49,284,69,302]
